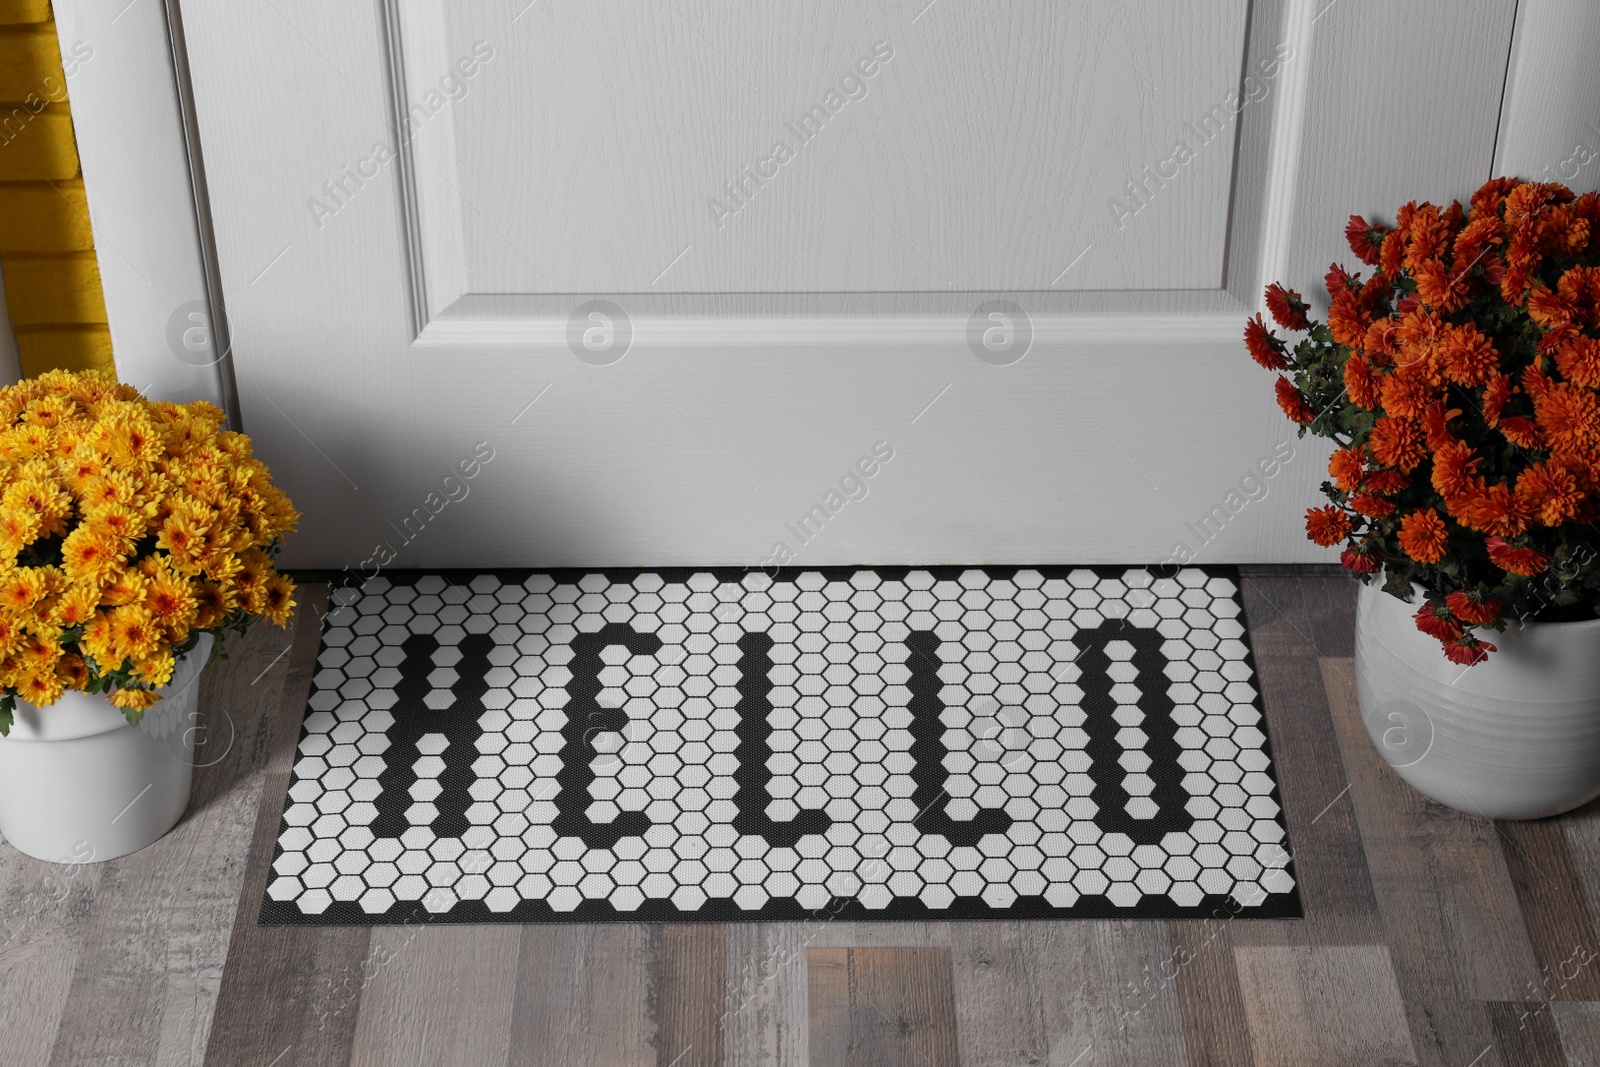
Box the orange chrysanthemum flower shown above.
[1348,492,1396,519]
[1341,546,1380,574]
[1517,462,1585,526]
[1436,325,1499,387]
[1275,377,1315,423]
[1415,260,1474,312]
[1265,284,1309,331]
[1325,263,1351,296]
[1379,373,1435,420]
[1471,176,1520,217]
[1368,417,1427,472]
[1444,591,1502,627]
[1328,446,1366,493]
[1553,335,1600,389]
[1245,314,1288,370]
[1304,505,1350,547]
[1499,417,1543,450]
[1535,385,1600,454]
[1457,483,1531,539]
[1403,203,1454,271]
[1345,214,1386,266]
[1414,603,1462,642]
[1431,440,1482,499]
[1343,354,1382,409]
[1528,285,1574,328]
[1482,374,1513,425]
[1443,634,1495,666]
[1365,469,1410,495]
[1486,537,1551,577]
[1397,509,1449,563]
[1327,291,1370,349]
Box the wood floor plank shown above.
[1320,659,1535,1065]
[1553,1002,1600,1065]
[201,768,373,1066]
[1556,795,1600,994]
[656,924,727,1067]
[719,919,947,1064]
[1233,945,1417,1067]
[348,925,524,1067]
[947,922,1051,1067]
[949,921,1186,1067]
[156,620,304,1067]
[722,923,810,1067]
[1486,1000,1568,1067]
[1170,922,1255,1067]
[44,603,310,1066]
[1496,817,1600,1000]
[503,925,656,1067]
[1233,578,1382,948]
[807,947,959,1067]
[203,587,377,1066]
[0,851,100,1067]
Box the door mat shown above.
[259,567,1300,924]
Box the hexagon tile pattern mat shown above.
[259,567,1301,925]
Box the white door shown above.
[171,0,1528,569]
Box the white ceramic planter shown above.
[0,634,212,862]
[1355,581,1600,819]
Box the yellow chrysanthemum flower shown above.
[84,501,146,542]
[101,569,147,608]
[157,499,211,567]
[55,652,89,690]
[1,477,72,537]
[62,526,126,584]
[0,566,48,614]
[192,581,234,629]
[49,584,101,629]
[112,605,160,660]
[143,568,198,632]
[262,574,297,627]
[0,613,25,659]
[131,648,175,688]
[107,687,159,711]
[81,471,137,510]
[18,669,65,707]
[0,509,41,555]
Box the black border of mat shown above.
[259,565,1303,925]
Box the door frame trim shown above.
[49,0,236,420]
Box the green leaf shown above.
[1382,572,1415,600]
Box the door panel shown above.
[415,1,1245,295]
[178,0,1518,569]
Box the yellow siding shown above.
[0,109,78,180]
[2,253,105,325]
[0,0,51,27]
[15,324,111,377]
[0,26,64,100]
[0,10,114,377]
[0,178,92,251]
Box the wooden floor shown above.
[4,572,1600,1065]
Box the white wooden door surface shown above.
[174,0,1529,570]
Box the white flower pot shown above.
[1355,580,1600,819]
[0,634,213,862]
